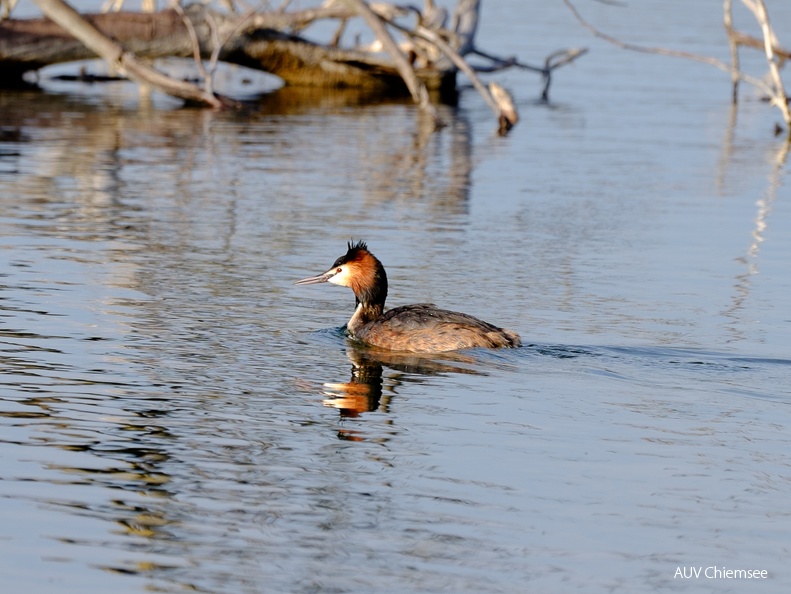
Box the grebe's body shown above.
[295,241,521,353]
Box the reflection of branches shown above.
[722,140,789,341]
[563,0,790,130]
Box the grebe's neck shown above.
[347,254,387,335]
[348,300,384,335]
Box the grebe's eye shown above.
[336,267,342,273]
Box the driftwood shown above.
[2,4,440,91]
[1,1,587,132]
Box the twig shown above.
[330,17,347,47]
[366,11,516,132]
[353,5,522,132]
[489,81,518,134]
[469,48,544,74]
[171,1,211,89]
[545,47,588,70]
[468,46,588,101]
[1,0,18,19]
[541,47,587,101]
[451,0,479,56]
[173,1,261,97]
[205,11,223,93]
[415,26,500,112]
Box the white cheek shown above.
[328,267,352,286]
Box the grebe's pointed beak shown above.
[294,270,334,285]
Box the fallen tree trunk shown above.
[1,1,587,132]
[0,4,452,93]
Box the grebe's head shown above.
[295,240,388,306]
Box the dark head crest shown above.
[347,239,368,252]
[332,239,370,267]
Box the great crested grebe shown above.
[295,241,521,353]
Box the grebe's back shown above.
[295,241,521,353]
[358,303,521,352]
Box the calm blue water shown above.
[1,1,790,593]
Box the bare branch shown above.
[344,0,443,128]
[741,0,790,126]
[205,11,222,92]
[451,0,479,56]
[413,23,515,129]
[171,0,211,87]
[562,0,778,103]
[723,0,740,102]
[469,49,543,74]
[8,0,551,127]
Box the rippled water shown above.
[2,1,791,593]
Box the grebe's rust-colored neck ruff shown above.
[335,241,388,309]
[295,240,521,353]
[343,246,387,335]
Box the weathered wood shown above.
[0,1,536,132]
[0,4,451,93]
[1,8,199,70]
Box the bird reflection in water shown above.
[322,345,486,441]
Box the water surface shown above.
[1,1,790,593]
